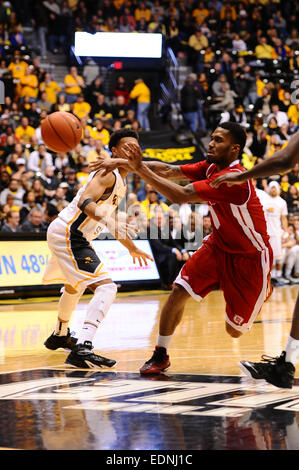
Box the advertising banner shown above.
[0,240,160,288]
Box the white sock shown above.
[157,334,173,350]
[55,288,83,336]
[276,269,282,278]
[271,269,277,278]
[285,335,299,366]
[77,283,117,345]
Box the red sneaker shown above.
[140,346,170,375]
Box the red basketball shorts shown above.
[175,239,273,333]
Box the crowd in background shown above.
[0,0,299,287]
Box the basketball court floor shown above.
[1,285,299,451]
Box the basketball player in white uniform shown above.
[260,181,288,285]
[42,129,153,368]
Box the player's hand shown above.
[107,217,139,239]
[173,248,182,261]
[129,247,153,267]
[182,251,190,261]
[210,172,245,188]
[89,156,119,175]
[120,142,143,170]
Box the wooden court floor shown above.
[1,286,299,451]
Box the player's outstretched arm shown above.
[211,130,299,188]
[122,142,204,203]
[89,155,188,180]
[116,235,154,267]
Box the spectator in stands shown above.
[36,92,52,113]
[91,93,113,122]
[134,2,151,23]
[86,138,110,164]
[0,176,25,207]
[120,7,136,31]
[129,78,151,131]
[73,94,91,120]
[84,77,104,107]
[253,86,272,117]
[19,190,43,224]
[148,210,182,289]
[267,104,289,128]
[8,50,28,83]
[180,74,201,134]
[187,29,209,72]
[49,186,68,209]
[282,225,299,284]
[15,116,35,145]
[21,207,47,233]
[0,209,21,233]
[63,169,78,201]
[19,66,39,102]
[40,165,60,199]
[286,185,299,213]
[55,93,71,113]
[64,66,85,104]
[140,188,169,220]
[45,0,68,54]
[220,102,247,127]
[112,95,130,123]
[255,36,276,60]
[39,73,61,105]
[113,76,130,105]
[27,143,53,173]
[91,120,110,146]
[54,152,70,170]
[30,178,45,205]
[288,101,299,127]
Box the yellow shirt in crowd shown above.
[73,101,91,119]
[140,199,170,219]
[192,8,209,24]
[15,125,35,144]
[8,60,28,79]
[40,80,61,104]
[20,74,39,98]
[64,74,84,95]
[288,105,299,126]
[255,44,276,59]
[188,33,209,51]
[130,82,151,103]
[91,127,110,146]
[256,78,266,96]
[134,7,151,22]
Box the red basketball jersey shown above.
[180,160,270,254]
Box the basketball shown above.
[41,111,82,152]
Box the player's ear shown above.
[110,146,117,158]
[233,144,240,155]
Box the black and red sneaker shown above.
[140,346,170,375]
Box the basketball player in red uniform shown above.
[210,129,299,389]
[90,122,274,376]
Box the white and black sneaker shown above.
[65,341,116,369]
[239,351,295,389]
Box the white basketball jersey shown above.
[58,169,126,241]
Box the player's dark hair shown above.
[217,121,247,156]
[46,203,59,217]
[108,128,139,151]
